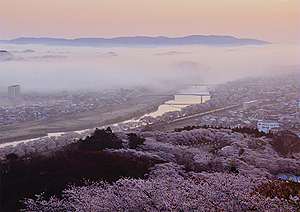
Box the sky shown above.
[0,0,299,44]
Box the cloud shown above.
[29,55,68,60]
[99,52,118,57]
[0,50,28,62]
[1,44,298,92]
[22,49,35,53]
[154,51,190,56]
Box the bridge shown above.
[174,92,211,104]
[175,93,210,96]
[183,83,216,87]
[143,84,214,104]
[145,93,211,104]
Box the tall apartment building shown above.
[8,85,21,99]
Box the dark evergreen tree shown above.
[78,127,123,151]
[127,133,145,149]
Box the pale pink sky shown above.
[1,0,299,43]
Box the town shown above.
[0,87,147,126]
[198,72,300,133]
[115,71,300,134]
[0,71,299,138]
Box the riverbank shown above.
[141,104,241,132]
[0,89,174,144]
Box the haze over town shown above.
[0,42,299,93]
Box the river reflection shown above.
[0,130,90,148]
[143,85,210,118]
[277,173,300,183]
[146,94,210,117]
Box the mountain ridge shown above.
[0,35,270,47]
[0,50,15,61]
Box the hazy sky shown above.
[1,0,299,44]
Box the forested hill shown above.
[1,127,300,211]
[0,50,14,61]
[1,35,270,47]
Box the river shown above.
[137,85,210,118]
[277,173,300,183]
[147,94,210,117]
[0,86,210,148]
[0,129,90,149]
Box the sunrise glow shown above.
[0,0,299,43]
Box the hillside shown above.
[1,127,300,211]
[0,50,14,61]
[1,35,270,47]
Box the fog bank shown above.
[0,43,299,93]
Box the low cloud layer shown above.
[0,43,299,93]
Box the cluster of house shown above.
[0,87,144,126]
[198,72,300,135]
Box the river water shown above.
[146,94,210,117]
[277,173,300,183]
[0,132,65,148]
[140,85,210,118]
[0,130,89,148]
[0,86,209,148]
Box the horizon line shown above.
[1,34,271,42]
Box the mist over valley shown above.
[0,36,298,93]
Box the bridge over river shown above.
[144,84,215,104]
[145,93,212,104]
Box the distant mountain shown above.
[0,50,14,61]
[22,49,35,53]
[1,35,270,47]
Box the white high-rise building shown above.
[8,85,20,99]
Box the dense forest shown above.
[1,126,300,211]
